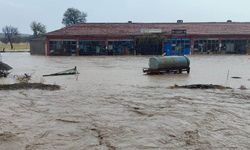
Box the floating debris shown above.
[0,131,16,141]
[184,130,200,145]
[239,85,247,90]
[14,73,31,83]
[56,118,80,123]
[0,61,12,71]
[170,84,232,90]
[232,76,242,79]
[0,83,60,91]
[0,61,12,78]
[43,66,79,77]
[0,71,9,78]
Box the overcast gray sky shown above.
[0,0,250,34]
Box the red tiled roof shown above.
[46,22,250,37]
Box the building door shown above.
[221,40,247,54]
[164,42,172,56]
[164,38,191,56]
[136,36,163,55]
[225,43,235,53]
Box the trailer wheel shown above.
[179,69,182,74]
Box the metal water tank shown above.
[149,56,190,70]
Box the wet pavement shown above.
[0,53,250,150]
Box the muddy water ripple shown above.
[0,53,250,149]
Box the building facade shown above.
[31,21,250,56]
[30,36,46,55]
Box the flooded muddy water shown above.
[0,53,250,149]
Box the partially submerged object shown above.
[14,73,31,83]
[43,66,79,77]
[143,56,190,74]
[0,61,12,77]
[0,71,9,78]
[170,84,232,90]
[239,85,247,90]
[231,76,242,79]
[0,83,60,90]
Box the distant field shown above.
[0,43,30,51]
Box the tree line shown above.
[0,8,87,49]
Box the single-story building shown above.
[30,20,250,56]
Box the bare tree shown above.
[2,26,19,49]
[30,21,46,37]
[62,8,87,26]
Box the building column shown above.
[105,40,109,55]
[246,40,250,54]
[161,41,165,55]
[45,37,49,56]
[76,40,80,56]
[190,38,195,55]
[218,39,222,53]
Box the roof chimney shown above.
[128,21,132,24]
[227,20,232,23]
[177,20,183,24]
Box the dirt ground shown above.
[0,43,30,51]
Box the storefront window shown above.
[79,41,106,55]
[49,40,77,55]
[194,40,219,53]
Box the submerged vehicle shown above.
[143,56,190,74]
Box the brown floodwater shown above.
[0,53,250,150]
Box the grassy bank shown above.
[0,43,30,51]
